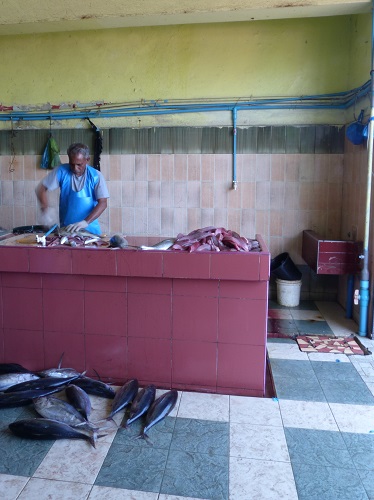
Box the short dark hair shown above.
[67,143,90,159]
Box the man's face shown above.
[69,153,89,177]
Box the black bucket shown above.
[271,252,302,281]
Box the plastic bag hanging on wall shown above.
[40,135,61,169]
[86,118,103,171]
[346,109,368,146]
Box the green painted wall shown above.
[0,14,370,127]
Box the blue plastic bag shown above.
[346,110,367,146]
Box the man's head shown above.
[67,143,90,177]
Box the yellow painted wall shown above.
[0,17,363,104]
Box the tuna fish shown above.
[4,374,81,393]
[107,379,139,421]
[0,387,62,408]
[9,418,97,448]
[0,363,33,375]
[37,367,81,378]
[65,384,92,421]
[140,238,176,250]
[73,376,116,399]
[0,372,40,392]
[138,389,178,442]
[122,384,156,428]
[33,396,94,431]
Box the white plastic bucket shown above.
[276,278,302,307]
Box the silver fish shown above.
[0,387,62,408]
[9,418,97,448]
[140,238,176,251]
[37,367,81,378]
[73,377,116,399]
[0,372,40,391]
[4,374,81,393]
[65,384,92,421]
[122,384,156,428]
[138,389,178,442]
[107,379,139,421]
[33,396,91,429]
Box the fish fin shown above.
[93,368,102,381]
[57,352,64,369]
[89,433,97,449]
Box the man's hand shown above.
[65,220,89,232]
[40,207,57,226]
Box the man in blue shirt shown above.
[36,143,109,235]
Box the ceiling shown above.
[0,0,371,36]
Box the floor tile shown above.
[319,378,374,405]
[268,309,293,319]
[229,456,298,499]
[270,359,317,379]
[89,485,158,499]
[229,396,282,426]
[0,419,54,477]
[177,392,229,421]
[341,432,374,471]
[307,352,350,363]
[267,318,298,336]
[357,469,374,499]
[161,449,228,500]
[311,360,367,381]
[279,400,339,431]
[274,375,326,402]
[294,319,334,335]
[95,441,169,492]
[17,477,92,500]
[230,423,290,462]
[34,439,111,483]
[329,403,374,433]
[170,418,229,456]
[290,310,325,321]
[292,462,368,500]
[0,473,29,499]
[284,428,354,468]
[114,414,176,448]
[267,342,309,361]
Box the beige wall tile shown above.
[201,208,214,228]
[270,210,283,237]
[134,207,148,234]
[214,183,228,208]
[24,181,38,206]
[174,154,187,181]
[270,182,285,210]
[134,181,148,207]
[241,182,256,209]
[173,207,188,234]
[24,155,37,180]
[161,207,174,236]
[161,181,174,207]
[122,207,135,235]
[314,154,329,182]
[271,154,285,181]
[0,156,13,180]
[148,154,161,181]
[187,181,201,208]
[108,180,122,207]
[255,181,270,210]
[227,186,241,209]
[256,154,271,181]
[13,181,25,205]
[214,155,230,183]
[174,181,188,208]
[188,208,202,231]
[241,209,256,238]
[148,181,161,208]
[256,210,270,239]
[121,155,135,181]
[148,207,161,235]
[284,181,299,210]
[227,209,241,233]
[109,207,122,233]
[188,154,200,181]
[285,154,300,181]
[214,208,228,229]
[201,182,214,209]
[109,155,122,181]
[12,156,24,180]
[122,181,135,207]
[135,155,147,181]
[161,155,174,181]
[240,154,257,182]
[201,154,214,181]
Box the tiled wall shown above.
[0,151,344,262]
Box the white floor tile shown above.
[17,477,92,500]
[315,301,358,336]
[230,423,290,462]
[290,310,325,321]
[229,456,298,500]
[307,352,350,362]
[89,485,158,499]
[329,403,374,433]
[34,439,112,484]
[279,400,339,431]
[177,391,229,421]
[230,396,282,426]
[0,473,29,500]
[267,343,309,360]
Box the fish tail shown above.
[88,432,97,449]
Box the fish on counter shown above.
[139,238,176,250]
[137,389,178,443]
[9,418,98,448]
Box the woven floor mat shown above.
[296,334,371,355]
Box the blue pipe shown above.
[0,80,371,122]
[232,107,238,190]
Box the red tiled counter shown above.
[0,234,270,397]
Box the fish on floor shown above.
[107,379,139,421]
[122,384,156,428]
[137,389,178,443]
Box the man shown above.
[36,143,109,235]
